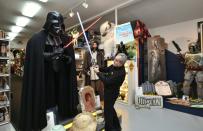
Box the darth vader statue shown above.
[19,11,78,131]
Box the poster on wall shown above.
[115,22,137,59]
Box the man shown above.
[93,53,127,131]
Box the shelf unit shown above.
[74,47,86,89]
[0,38,10,126]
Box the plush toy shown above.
[100,21,116,59]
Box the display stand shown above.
[0,38,10,126]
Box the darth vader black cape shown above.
[19,30,79,131]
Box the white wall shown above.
[149,18,203,53]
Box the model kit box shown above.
[135,95,163,108]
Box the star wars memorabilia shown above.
[116,41,128,57]
[155,81,172,96]
[148,36,167,83]
[0,42,7,57]
[167,98,190,107]
[100,21,116,59]
[131,20,151,84]
[141,81,156,95]
[83,41,105,100]
[135,95,163,109]
[70,28,79,47]
[79,86,96,112]
[0,60,8,74]
[19,11,78,131]
[0,77,6,89]
[71,112,97,131]
[174,41,203,99]
[0,108,6,122]
[0,93,7,105]
[90,65,99,80]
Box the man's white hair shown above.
[116,53,127,65]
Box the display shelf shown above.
[0,121,9,126]
[0,89,10,93]
[0,103,10,109]
[0,74,9,77]
[0,57,9,60]
[0,36,11,127]
[75,47,86,88]
[0,38,9,42]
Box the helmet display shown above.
[188,42,200,54]
[43,11,64,36]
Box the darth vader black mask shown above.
[43,11,64,36]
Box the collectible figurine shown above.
[173,41,203,99]
[19,11,78,131]
[100,21,116,59]
[148,36,167,83]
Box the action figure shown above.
[173,41,203,99]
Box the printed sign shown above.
[135,95,163,108]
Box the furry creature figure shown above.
[100,21,116,59]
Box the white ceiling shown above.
[1,0,203,42]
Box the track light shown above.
[82,0,88,8]
[69,10,74,17]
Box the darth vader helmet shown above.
[43,11,64,36]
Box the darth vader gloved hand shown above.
[62,55,72,64]
[43,48,64,61]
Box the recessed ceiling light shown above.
[16,17,30,27]
[38,0,48,2]
[11,26,23,33]
[22,2,41,17]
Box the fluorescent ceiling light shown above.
[22,2,41,17]
[7,32,18,40]
[39,0,48,2]
[11,26,23,33]
[16,16,30,27]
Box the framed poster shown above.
[115,22,137,59]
